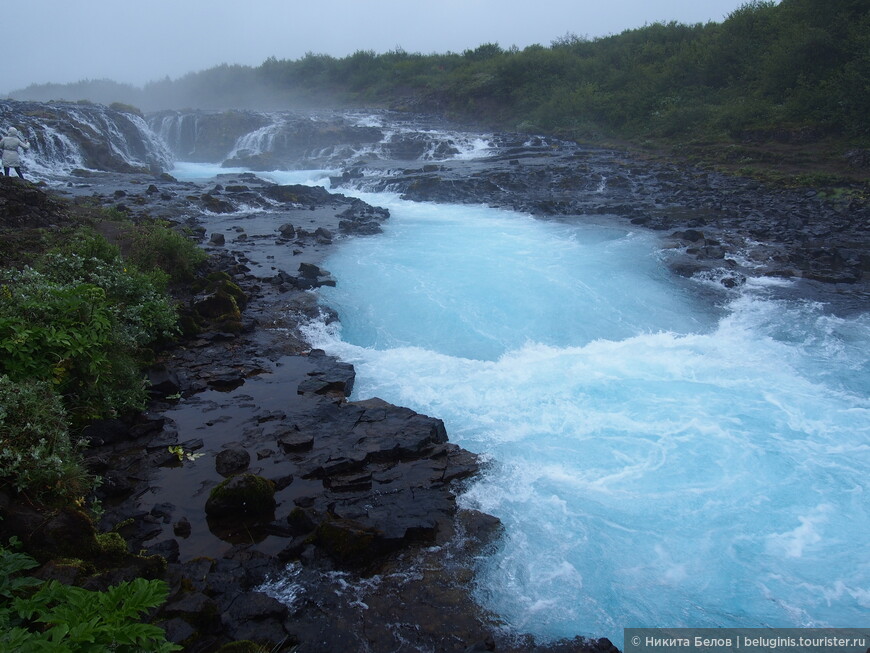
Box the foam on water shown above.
[170,161,249,181]
[169,162,335,187]
[304,194,870,646]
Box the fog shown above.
[4,0,753,94]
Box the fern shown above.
[0,544,180,652]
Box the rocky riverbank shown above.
[2,107,868,651]
[0,171,619,652]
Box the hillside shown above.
[9,0,870,187]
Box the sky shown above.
[5,0,753,94]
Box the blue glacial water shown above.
[170,162,870,646]
[301,193,870,646]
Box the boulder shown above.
[147,366,181,398]
[338,219,383,236]
[298,262,328,278]
[277,222,296,239]
[312,518,381,567]
[297,349,355,396]
[263,184,333,206]
[193,290,238,319]
[215,448,251,476]
[314,227,333,243]
[81,418,129,446]
[205,474,276,519]
[201,194,236,214]
[295,262,337,289]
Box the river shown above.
[171,125,870,648]
[306,192,870,646]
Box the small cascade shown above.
[26,125,86,176]
[150,111,202,160]
[124,113,174,169]
[226,118,287,159]
[0,100,173,177]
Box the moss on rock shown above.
[312,518,380,567]
[205,473,276,519]
[95,531,129,562]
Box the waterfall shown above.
[149,111,203,160]
[26,125,86,176]
[226,118,287,159]
[0,100,173,177]
[151,108,500,169]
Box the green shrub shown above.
[37,251,178,348]
[0,249,177,421]
[128,221,207,285]
[102,206,129,222]
[55,228,123,264]
[0,543,180,652]
[0,375,91,501]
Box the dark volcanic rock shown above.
[205,474,277,519]
[201,193,235,214]
[337,197,390,235]
[297,349,354,396]
[215,448,251,476]
[81,418,130,446]
[263,183,333,206]
[147,366,181,398]
[294,262,337,289]
[0,176,68,227]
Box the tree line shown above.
[11,0,870,146]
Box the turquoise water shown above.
[170,161,870,645]
[304,193,870,646]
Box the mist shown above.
[6,0,752,96]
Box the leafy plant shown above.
[127,221,207,285]
[167,445,204,462]
[0,242,178,421]
[0,543,180,652]
[0,375,92,502]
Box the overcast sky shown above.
[5,0,753,94]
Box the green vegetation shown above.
[0,543,179,652]
[0,199,209,644]
[0,234,177,423]
[0,376,90,502]
[0,210,205,504]
[127,221,209,285]
[223,0,870,146]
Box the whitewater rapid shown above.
[300,192,870,646]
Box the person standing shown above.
[1,127,30,179]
